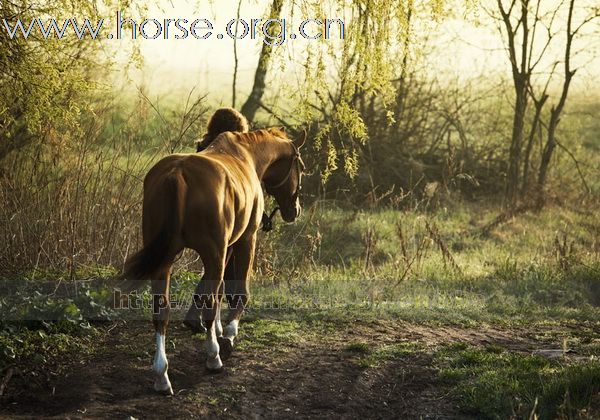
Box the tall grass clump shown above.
[0,92,207,278]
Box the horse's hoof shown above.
[183,318,207,334]
[206,355,223,373]
[155,386,174,396]
[217,336,234,360]
[154,378,174,395]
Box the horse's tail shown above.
[117,169,186,293]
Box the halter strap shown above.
[261,144,303,233]
[261,207,280,232]
[265,145,301,190]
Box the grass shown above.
[435,342,600,419]
[345,341,424,368]
[2,201,598,343]
[235,319,304,352]
[0,202,598,416]
[185,384,247,407]
[247,201,600,327]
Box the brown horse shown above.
[122,127,305,394]
[185,107,251,334]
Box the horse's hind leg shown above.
[221,234,256,357]
[215,250,236,338]
[152,265,174,395]
[194,243,227,371]
[215,280,224,337]
[184,248,233,334]
[183,273,208,334]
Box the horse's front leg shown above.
[151,266,174,395]
[219,233,256,358]
[194,243,227,371]
[183,272,207,334]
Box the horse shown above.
[121,127,306,394]
[185,107,250,334]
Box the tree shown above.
[240,0,284,122]
[494,0,599,208]
[536,0,599,207]
[0,0,113,161]
[495,0,537,208]
[239,0,450,184]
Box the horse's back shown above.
[143,152,262,249]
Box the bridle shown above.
[261,143,303,232]
[265,143,302,199]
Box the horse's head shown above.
[264,127,306,222]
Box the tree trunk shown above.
[240,0,284,122]
[498,0,531,209]
[505,77,527,208]
[536,111,558,206]
[521,93,547,195]
[231,0,242,108]
[536,0,576,208]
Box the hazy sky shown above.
[114,0,292,104]
[109,0,600,104]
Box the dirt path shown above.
[0,317,568,419]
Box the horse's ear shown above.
[294,130,307,149]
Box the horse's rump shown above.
[121,167,187,287]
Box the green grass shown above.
[345,341,424,368]
[184,384,247,408]
[3,201,589,330]
[235,319,305,352]
[435,343,600,419]
[249,202,600,326]
[344,342,371,354]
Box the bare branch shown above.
[555,138,591,194]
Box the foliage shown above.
[436,343,600,419]
[0,325,96,372]
[0,0,110,160]
[0,92,206,274]
[282,0,455,182]
[0,280,108,372]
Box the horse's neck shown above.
[244,138,287,181]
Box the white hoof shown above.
[205,336,220,360]
[154,373,173,395]
[206,354,223,372]
[223,319,239,340]
[152,333,172,394]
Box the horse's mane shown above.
[266,127,287,139]
[211,128,289,150]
